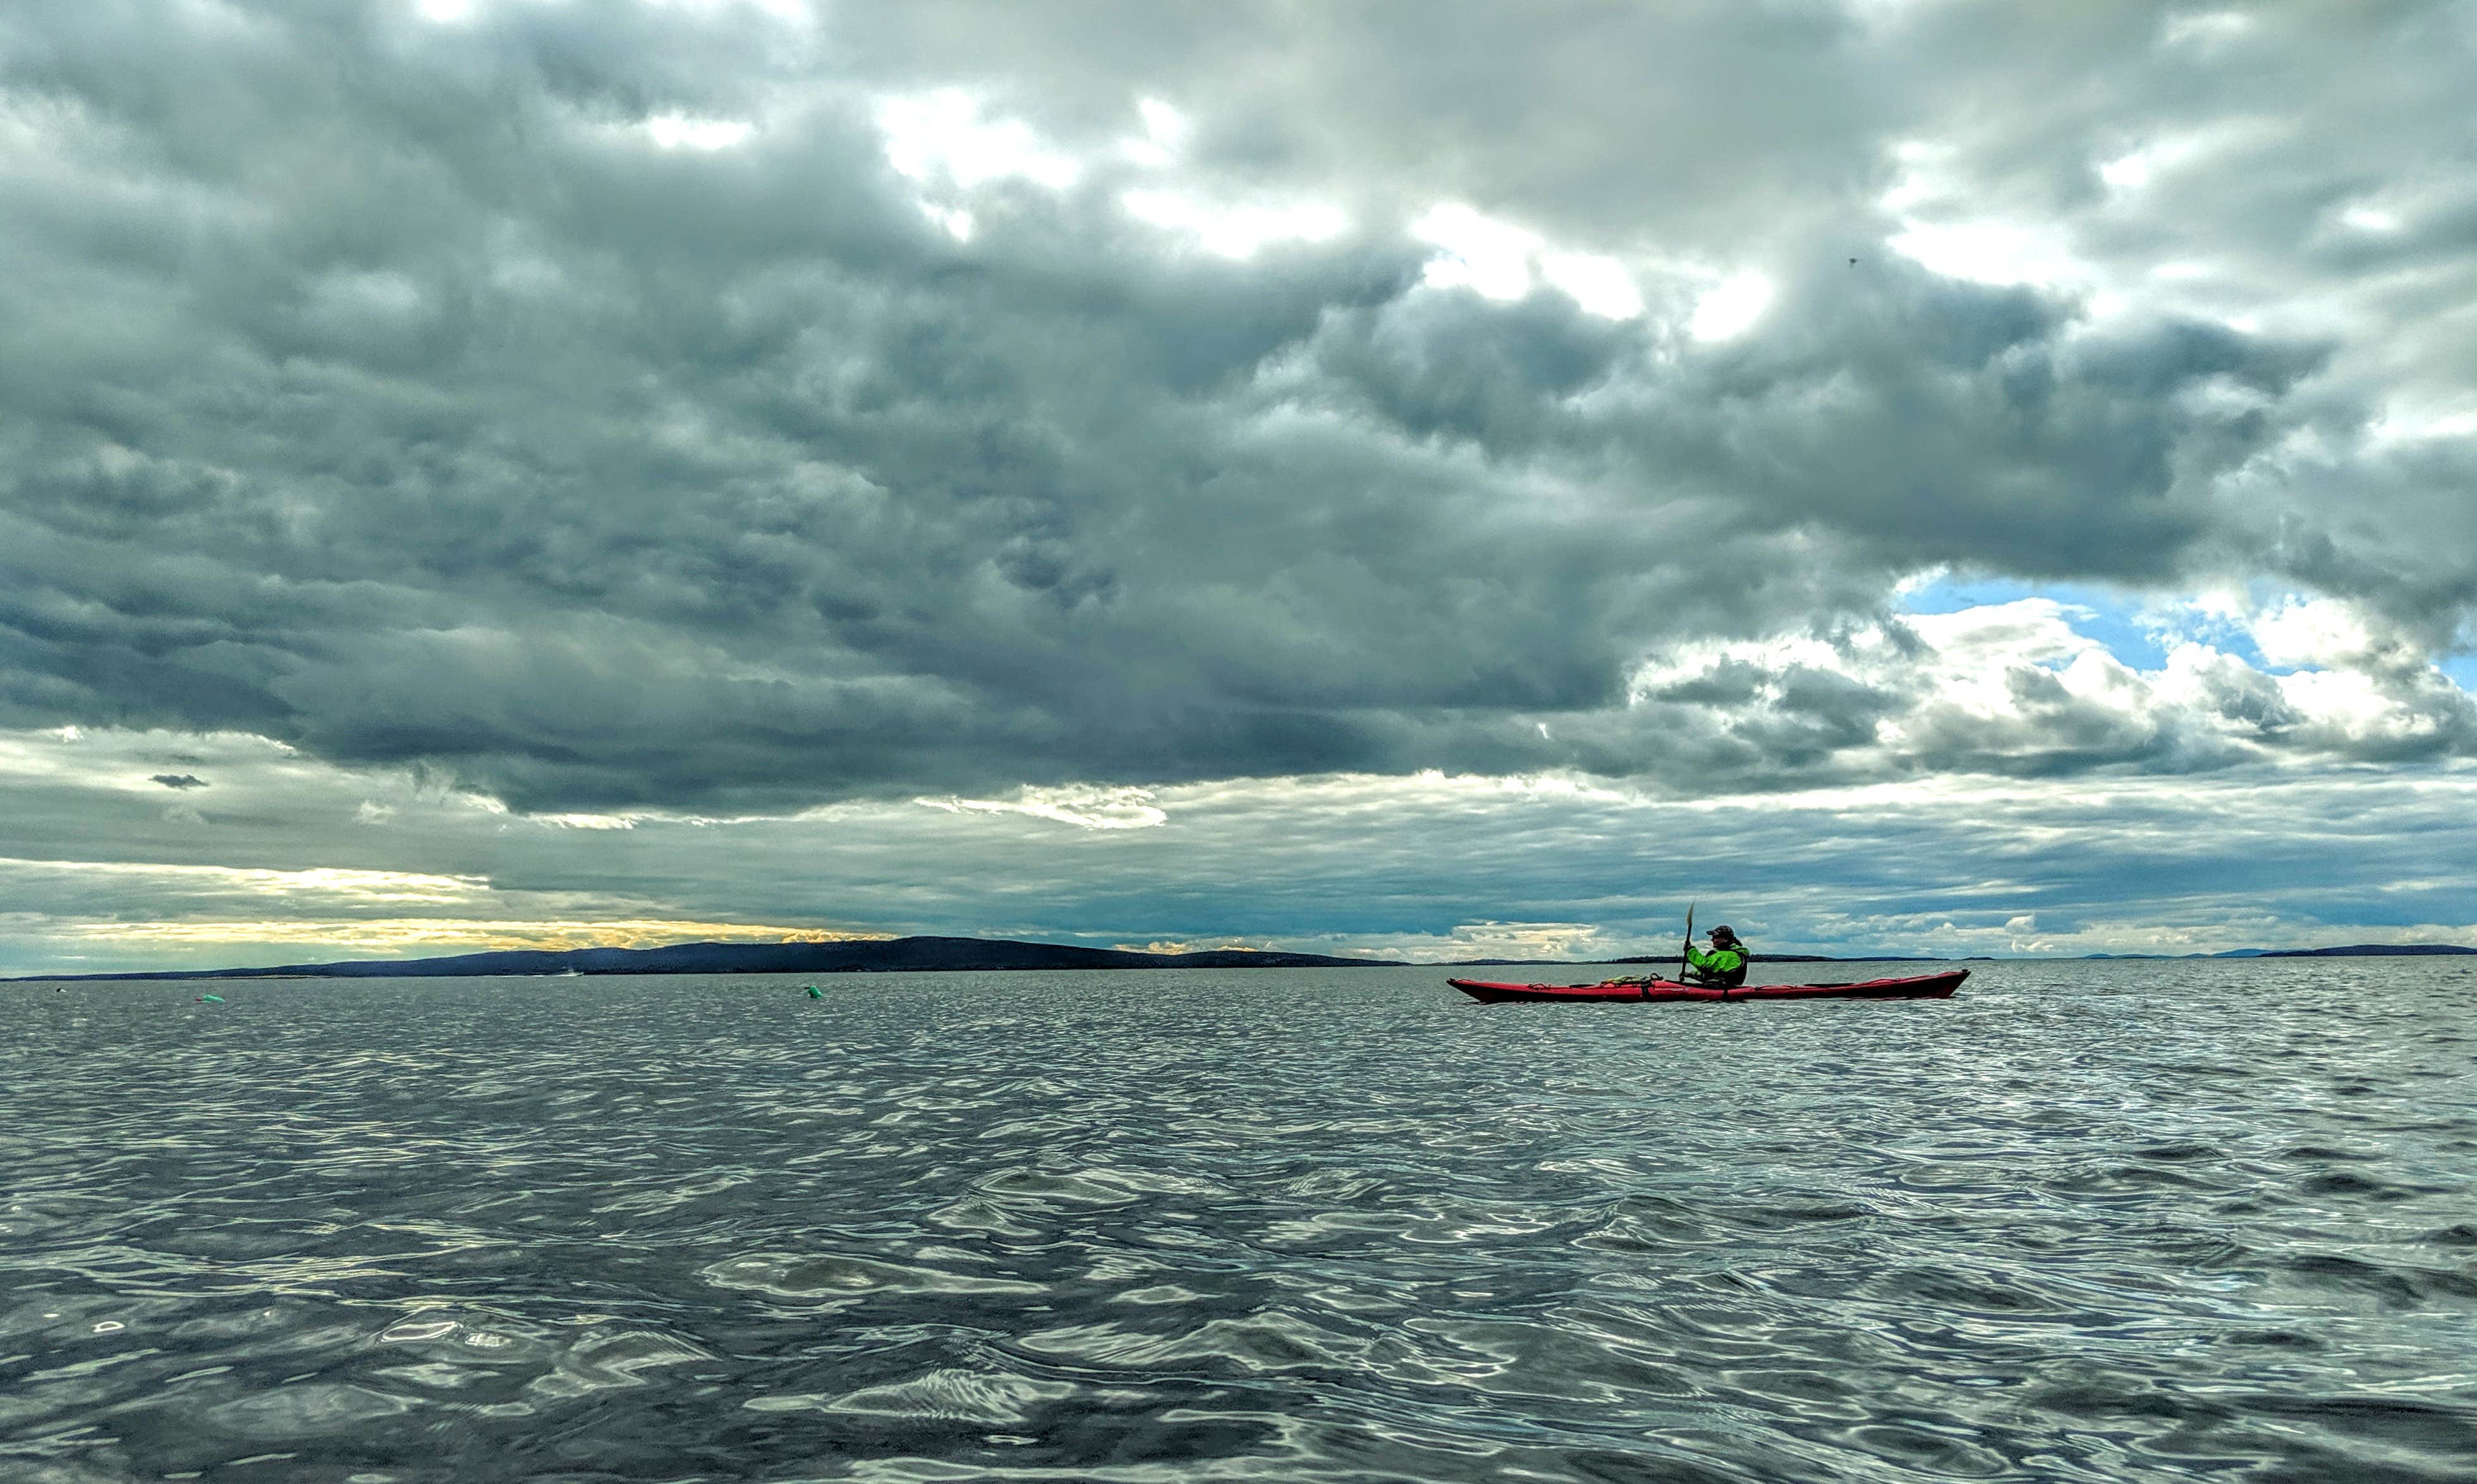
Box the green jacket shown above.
[1684,942,1748,987]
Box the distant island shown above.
[2223,944,2477,958]
[2095,944,2477,960]
[15,935,1407,983]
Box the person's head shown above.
[1709,925,1738,947]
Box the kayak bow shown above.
[1449,970,1966,1004]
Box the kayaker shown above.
[1683,925,1750,988]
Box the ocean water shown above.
[4,958,2474,1483]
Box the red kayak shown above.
[1449,969,1968,1004]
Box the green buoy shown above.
[805,985,823,999]
[196,993,225,1004]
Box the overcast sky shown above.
[4,0,2474,975]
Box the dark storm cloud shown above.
[0,0,2470,813]
[1281,262,2323,580]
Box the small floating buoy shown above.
[805,985,822,999]
[196,993,225,1004]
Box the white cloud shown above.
[1121,189,1346,259]
[2160,11,2255,50]
[2097,137,2206,193]
[1120,97,1190,167]
[645,113,753,152]
[916,786,1168,830]
[0,856,489,906]
[417,0,810,29]
[2097,154,2151,191]
[1408,205,1646,319]
[48,916,877,952]
[666,0,808,21]
[877,88,1080,190]
[1879,138,2095,291]
[1444,920,1614,960]
[2249,595,2379,670]
[1886,216,2084,290]
[1538,251,1643,320]
[2368,403,2477,445]
[1687,271,1773,341]
[1632,591,2476,779]
[1411,203,1539,301]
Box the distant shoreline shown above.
[7,935,2473,983]
[10,935,1406,983]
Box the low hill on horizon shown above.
[2241,943,2477,958]
[12,935,1408,982]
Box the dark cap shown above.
[1710,925,1737,942]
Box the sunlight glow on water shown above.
[5,960,2474,1481]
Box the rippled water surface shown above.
[6,959,2476,1483]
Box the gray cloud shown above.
[0,0,2471,827]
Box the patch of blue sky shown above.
[2444,652,2477,690]
[1896,575,2174,671]
[1891,574,2333,674]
